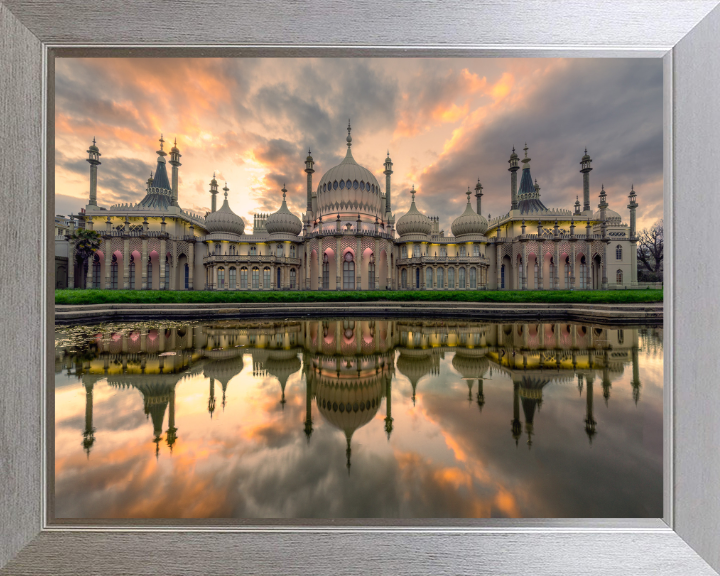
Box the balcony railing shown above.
[396,255,490,266]
[203,255,302,265]
[304,228,393,240]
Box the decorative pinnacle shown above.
[347,119,352,147]
[93,136,96,145]
[523,143,528,157]
[223,182,229,198]
[466,187,472,202]
[282,183,287,199]
[411,184,416,202]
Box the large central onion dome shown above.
[316,122,385,218]
[396,185,432,237]
[205,182,245,235]
[451,188,488,237]
[266,185,303,235]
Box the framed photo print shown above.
[1,1,719,574]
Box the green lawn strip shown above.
[55,289,663,305]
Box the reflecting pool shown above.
[54,318,663,519]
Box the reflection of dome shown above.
[264,349,302,387]
[593,207,623,225]
[316,379,384,436]
[451,190,488,237]
[203,353,245,388]
[266,186,302,235]
[451,352,490,379]
[205,190,246,235]
[316,124,384,219]
[396,349,433,387]
[396,187,432,237]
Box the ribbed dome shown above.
[593,207,623,225]
[316,125,384,218]
[205,191,245,235]
[451,191,488,237]
[266,186,302,235]
[396,187,432,237]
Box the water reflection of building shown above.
[56,320,661,459]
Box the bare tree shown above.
[637,219,663,281]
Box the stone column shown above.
[86,254,93,289]
[356,237,362,290]
[103,236,112,289]
[169,241,176,290]
[336,237,342,290]
[141,238,148,290]
[601,253,608,290]
[496,245,502,289]
[386,242,392,290]
[123,237,130,289]
[305,242,311,290]
[159,237,167,290]
[213,266,218,289]
[570,244,577,290]
[537,247,544,290]
[188,241,194,290]
[68,240,75,289]
[373,237,380,290]
[553,243,560,290]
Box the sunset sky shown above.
[55,58,663,233]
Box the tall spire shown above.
[346,119,352,148]
[86,138,101,207]
[474,179,483,215]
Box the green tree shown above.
[71,228,102,275]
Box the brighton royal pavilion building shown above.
[56,122,644,292]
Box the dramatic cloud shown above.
[56,58,662,232]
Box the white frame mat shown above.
[1,1,719,574]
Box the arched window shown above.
[217,267,225,289]
[473,244,480,257]
[250,246,256,256]
[500,264,505,289]
[549,257,555,290]
[459,245,467,257]
[580,256,587,289]
[353,180,359,189]
[448,267,455,288]
[413,244,421,258]
[277,267,282,288]
[240,267,248,289]
[616,269,623,284]
[252,267,259,289]
[440,246,447,258]
[322,253,330,290]
[437,267,444,288]
[276,244,284,257]
[146,257,153,290]
[616,245,622,260]
[534,259,539,288]
[415,267,420,288]
[459,267,466,289]
[229,267,236,289]
[129,255,135,290]
[469,267,476,288]
[263,267,271,288]
[343,252,355,290]
[164,255,170,289]
[565,257,571,288]
[184,263,189,289]
[290,245,296,258]
[214,244,221,255]
[368,255,376,290]
[110,254,118,289]
[339,179,345,189]
[290,268,296,289]
[426,267,433,288]
[333,180,338,190]
[401,268,407,289]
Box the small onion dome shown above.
[204,184,245,235]
[581,148,591,162]
[395,185,432,237]
[451,188,488,237]
[88,137,99,153]
[266,185,303,235]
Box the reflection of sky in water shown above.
[54,320,663,519]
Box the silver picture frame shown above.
[1,0,719,573]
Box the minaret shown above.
[305,149,315,213]
[628,185,639,286]
[82,382,95,457]
[476,379,485,412]
[599,184,609,288]
[585,376,597,443]
[384,376,393,440]
[304,371,313,442]
[508,146,520,210]
[166,388,178,452]
[580,148,593,213]
[574,195,581,216]
[209,173,219,212]
[384,150,394,215]
[631,344,641,405]
[86,138,101,207]
[208,377,216,418]
[511,381,522,447]
[169,138,182,207]
[474,179,483,215]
